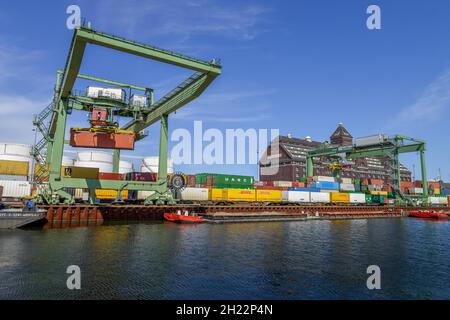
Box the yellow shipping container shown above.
[222,188,256,202]
[209,188,223,201]
[330,192,350,203]
[95,189,128,200]
[370,191,388,196]
[61,166,99,179]
[0,160,29,176]
[434,188,440,195]
[256,189,282,202]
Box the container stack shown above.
[0,143,33,200]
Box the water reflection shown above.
[0,218,449,299]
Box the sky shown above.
[0,0,449,181]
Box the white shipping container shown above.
[0,174,28,181]
[282,191,310,203]
[0,180,31,198]
[310,192,330,203]
[180,187,208,201]
[414,188,424,194]
[439,197,448,205]
[86,86,124,101]
[349,193,366,204]
[429,197,441,205]
[130,94,148,107]
[313,176,335,182]
[388,199,395,205]
[340,183,356,192]
[273,181,292,187]
[354,134,389,148]
[341,178,353,184]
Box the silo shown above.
[140,156,174,174]
[75,151,114,173]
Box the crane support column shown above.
[420,149,428,197]
[158,114,169,182]
[113,149,120,173]
[306,156,314,178]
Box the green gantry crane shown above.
[31,24,221,205]
[306,135,428,204]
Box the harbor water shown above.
[0,218,449,299]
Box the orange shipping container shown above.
[70,129,135,150]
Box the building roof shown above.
[330,123,353,139]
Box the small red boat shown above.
[164,212,207,223]
[408,211,448,219]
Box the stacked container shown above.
[0,143,33,199]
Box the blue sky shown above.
[0,0,449,181]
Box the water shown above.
[0,218,449,300]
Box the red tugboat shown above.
[408,210,448,220]
[164,210,207,224]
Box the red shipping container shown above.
[369,179,384,186]
[401,181,413,188]
[255,185,287,190]
[98,172,124,180]
[263,181,274,186]
[126,172,157,182]
[415,181,422,188]
[187,175,196,187]
[292,182,305,187]
[70,129,135,150]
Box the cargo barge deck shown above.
[30,204,450,228]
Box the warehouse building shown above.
[259,123,412,182]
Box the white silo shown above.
[0,143,33,198]
[75,151,114,172]
[140,156,174,174]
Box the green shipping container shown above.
[365,194,373,204]
[195,173,254,186]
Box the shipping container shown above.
[414,188,423,194]
[441,188,450,195]
[341,178,353,184]
[98,172,124,180]
[94,189,128,200]
[370,191,388,196]
[448,196,450,206]
[330,192,350,204]
[288,187,320,192]
[340,183,356,192]
[0,180,31,198]
[256,189,282,202]
[180,188,209,201]
[272,181,292,187]
[129,94,148,107]
[222,188,256,202]
[209,188,223,201]
[310,181,339,190]
[313,176,336,182]
[282,191,310,203]
[196,173,254,186]
[62,166,99,179]
[86,86,125,101]
[186,175,196,187]
[310,192,331,203]
[0,160,29,176]
[349,193,366,204]
[0,174,28,181]
[126,172,157,182]
[354,134,389,148]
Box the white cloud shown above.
[94,0,270,41]
[0,94,48,143]
[390,68,450,128]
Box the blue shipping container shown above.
[441,188,450,195]
[288,187,321,192]
[310,181,340,190]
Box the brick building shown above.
[259,123,412,182]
